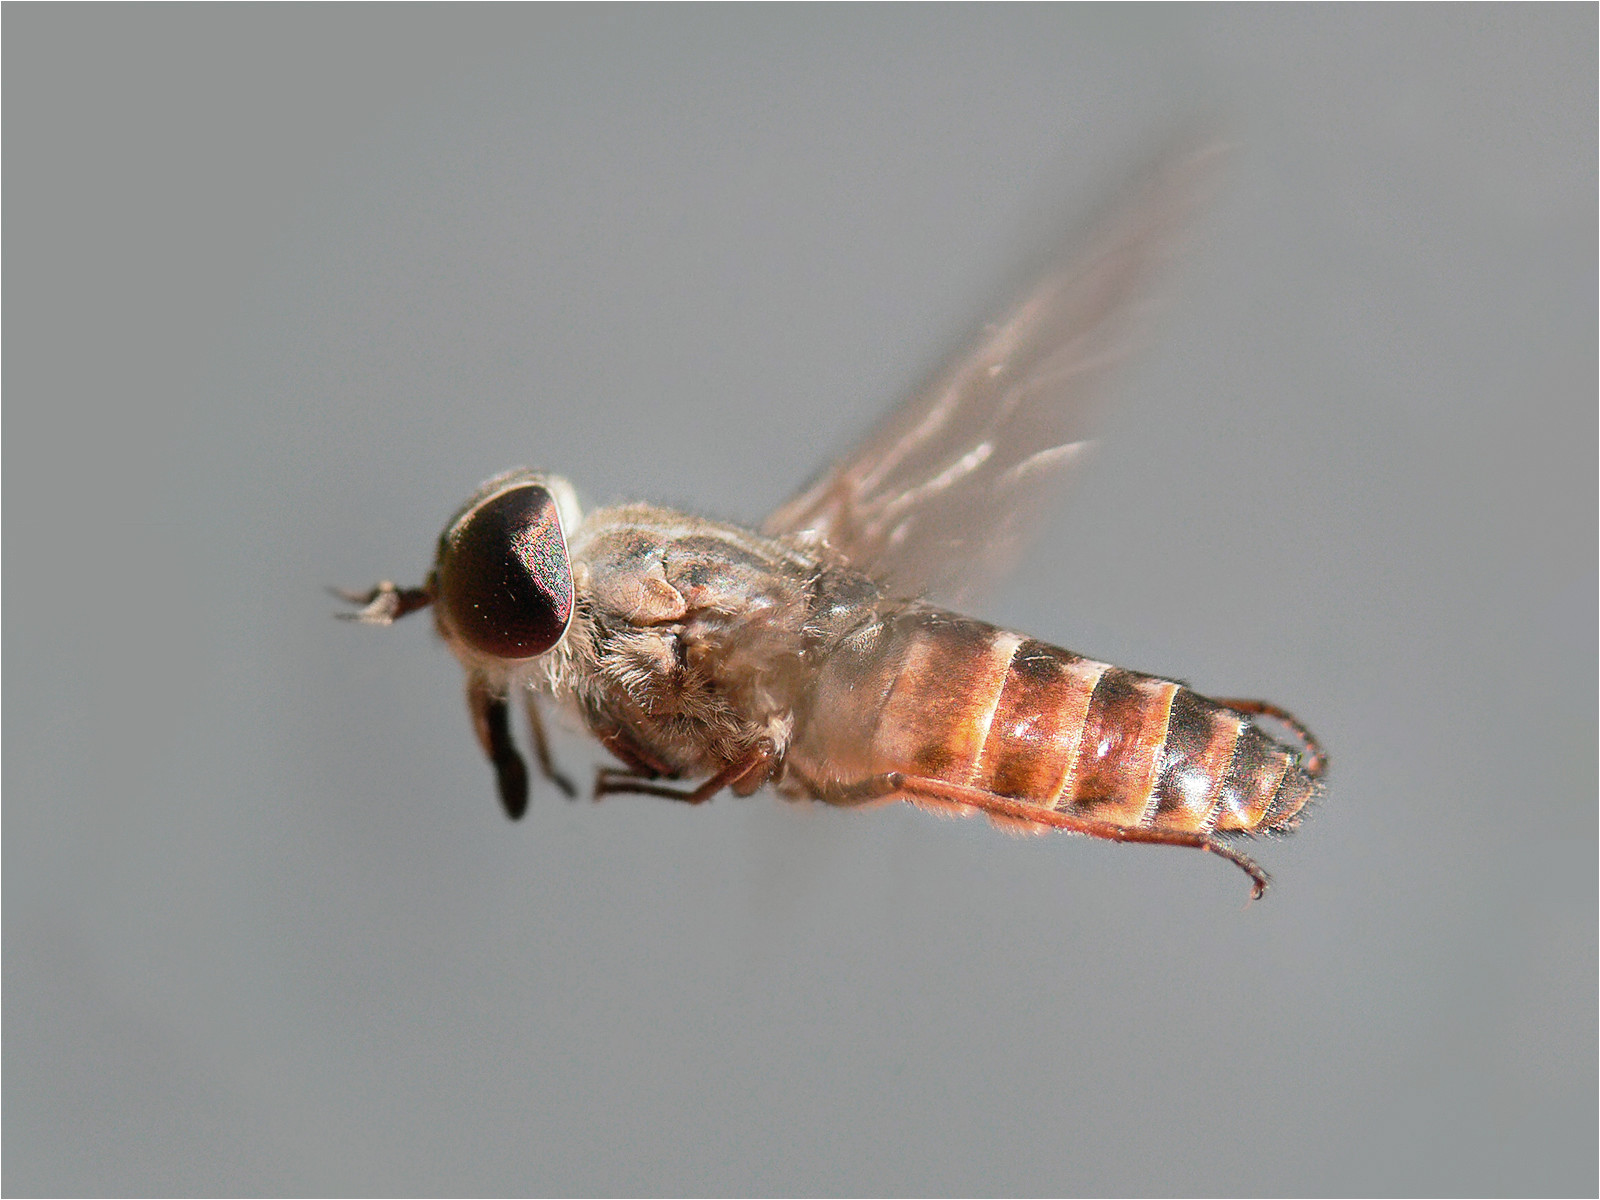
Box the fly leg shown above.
[1213,697,1328,777]
[825,772,1271,901]
[331,581,433,624]
[521,693,576,798]
[466,674,529,820]
[592,766,694,801]
[594,741,777,806]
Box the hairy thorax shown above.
[544,504,853,780]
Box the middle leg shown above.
[594,741,777,806]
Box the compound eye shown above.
[436,482,574,660]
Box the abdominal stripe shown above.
[971,638,1109,805]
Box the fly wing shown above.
[763,142,1225,605]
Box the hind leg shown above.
[1212,698,1328,777]
[823,772,1271,900]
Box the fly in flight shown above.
[341,144,1327,899]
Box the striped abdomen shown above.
[789,609,1317,835]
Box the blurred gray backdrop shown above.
[7,7,1595,1195]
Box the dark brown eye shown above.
[436,482,574,660]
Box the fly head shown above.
[434,471,577,663]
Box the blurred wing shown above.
[763,142,1225,605]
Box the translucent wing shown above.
[763,142,1225,605]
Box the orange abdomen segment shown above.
[795,610,1316,836]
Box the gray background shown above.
[7,7,1595,1195]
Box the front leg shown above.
[466,674,529,820]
